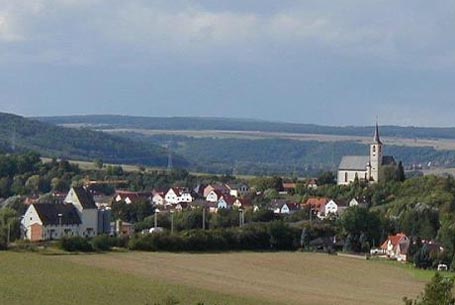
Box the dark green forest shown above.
[120,133,455,176]
[0,113,188,167]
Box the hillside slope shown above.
[35,115,455,140]
[0,113,188,167]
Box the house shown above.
[21,187,110,241]
[381,233,410,262]
[174,202,189,212]
[115,191,151,204]
[349,198,368,208]
[306,179,319,190]
[21,203,82,241]
[112,220,134,236]
[270,200,300,214]
[190,199,218,213]
[282,183,297,194]
[152,192,166,206]
[232,198,252,210]
[206,190,224,203]
[64,186,99,238]
[165,187,193,204]
[324,200,339,217]
[304,197,330,217]
[192,184,207,199]
[338,123,396,185]
[323,199,347,218]
[217,194,236,209]
[226,183,250,198]
[165,188,181,204]
[203,184,230,198]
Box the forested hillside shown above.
[36,115,455,140]
[0,113,188,167]
[118,133,455,176]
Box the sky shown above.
[0,0,454,126]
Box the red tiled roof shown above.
[380,233,408,249]
[304,197,329,208]
[282,183,297,190]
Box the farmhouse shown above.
[22,203,81,241]
[381,233,410,262]
[21,186,110,241]
[337,123,395,185]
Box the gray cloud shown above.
[0,1,454,126]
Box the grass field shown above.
[0,251,431,305]
[103,128,455,151]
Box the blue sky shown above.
[0,1,454,126]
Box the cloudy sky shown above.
[0,1,454,126]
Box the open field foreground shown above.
[0,252,429,305]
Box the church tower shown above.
[370,122,383,182]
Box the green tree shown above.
[403,273,455,305]
[317,171,336,185]
[94,159,104,169]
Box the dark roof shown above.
[339,156,370,171]
[382,155,396,166]
[73,187,97,209]
[33,203,81,225]
[373,122,382,144]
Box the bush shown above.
[59,236,93,252]
[127,223,300,252]
[91,234,113,251]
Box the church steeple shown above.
[370,120,383,183]
[373,121,382,144]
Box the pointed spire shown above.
[373,120,382,144]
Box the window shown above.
[373,146,376,152]
[344,172,348,182]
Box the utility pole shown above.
[58,213,62,238]
[239,209,244,227]
[7,222,11,247]
[202,207,206,230]
[170,211,174,234]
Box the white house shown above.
[380,233,410,262]
[226,183,250,198]
[64,186,99,238]
[349,198,368,208]
[232,198,252,209]
[165,188,193,204]
[206,190,223,203]
[165,188,180,204]
[152,193,165,206]
[349,198,360,207]
[178,191,193,203]
[270,200,299,215]
[324,200,338,216]
[115,191,151,205]
[217,195,236,209]
[21,203,81,241]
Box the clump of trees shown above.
[403,273,455,305]
[129,221,299,252]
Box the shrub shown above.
[59,236,93,252]
[91,234,112,251]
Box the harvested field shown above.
[58,252,428,305]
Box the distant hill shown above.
[0,113,188,167]
[33,114,455,176]
[35,115,455,140]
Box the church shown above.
[337,123,395,185]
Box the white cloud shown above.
[0,1,453,68]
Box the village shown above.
[9,124,445,268]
